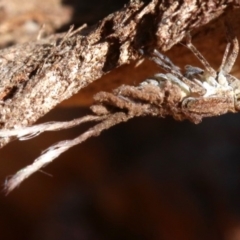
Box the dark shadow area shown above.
[58,0,129,32]
[1,106,240,240]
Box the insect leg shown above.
[185,33,216,77]
[222,22,239,73]
[151,49,183,78]
[219,42,231,72]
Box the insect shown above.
[141,26,240,123]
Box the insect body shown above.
[142,30,240,122]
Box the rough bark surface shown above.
[0,0,239,148]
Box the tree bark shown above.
[0,0,239,148]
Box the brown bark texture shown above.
[0,0,240,149]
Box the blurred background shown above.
[1,0,240,240]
